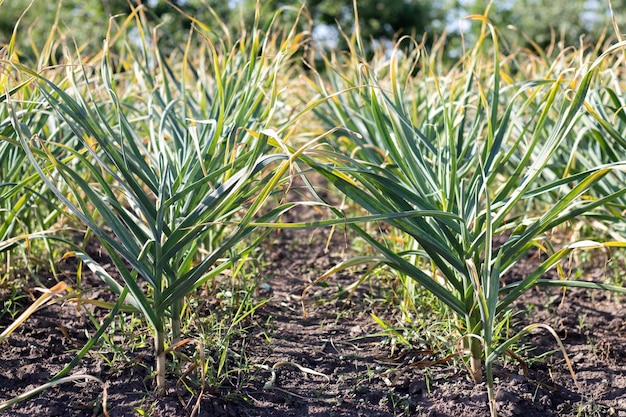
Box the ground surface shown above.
[1,214,626,416]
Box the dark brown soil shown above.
[1,214,626,416]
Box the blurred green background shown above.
[2,0,624,61]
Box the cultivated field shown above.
[1,5,626,416]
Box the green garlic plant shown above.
[0,18,68,274]
[5,6,303,390]
[303,13,626,416]
[579,70,626,239]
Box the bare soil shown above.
[1,217,626,416]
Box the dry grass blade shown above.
[0,281,67,343]
[0,374,109,416]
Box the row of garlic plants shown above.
[301,15,626,416]
[2,5,308,393]
[1,5,626,416]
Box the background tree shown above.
[470,0,625,49]
[0,0,131,60]
[1,0,444,61]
